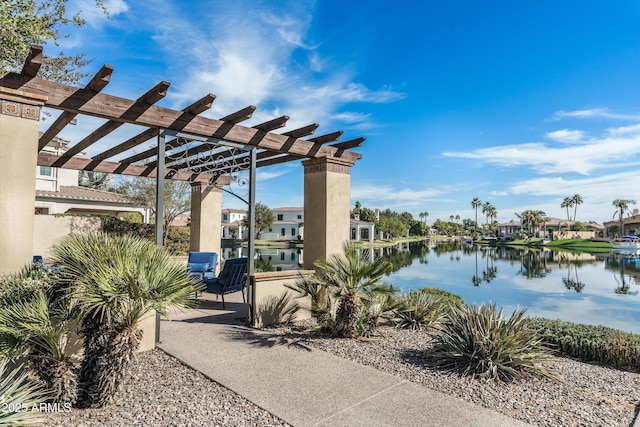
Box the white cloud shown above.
[553,108,640,121]
[140,2,404,133]
[73,0,129,27]
[443,126,640,175]
[545,129,585,143]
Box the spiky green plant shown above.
[394,292,447,331]
[0,361,46,426]
[52,232,204,407]
[287,243,393,337]
[0,266,79,404]
[427,303,558,382]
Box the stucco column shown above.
[0,88,45,275]
[189,183,222,267]
[302,157,354,269]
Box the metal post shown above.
[247,147,257,326]
[154,129,166,343]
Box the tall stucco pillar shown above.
[303,157,354,269]
[189,183,222,269]
[0,88,45,275]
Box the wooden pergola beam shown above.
[119,138,183,165]
[38,152,209,182]
[309,131,343,144]
[38,65,114,150]
[251,136,364,169]
[21,45,43,77]
[253,116,289,131]
[221,106,256,123]
[282,123,319,138]
[52,81,170,166]
[330,137,365,150]
[91,93,216,162]
[0,73,361,162]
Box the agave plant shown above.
[427,303,558,382]
[288,243,393,337]
[52,232,204,407]
[0,361,47,426]
[0,266,79,404]
[394,291,447,331]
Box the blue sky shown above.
[45,0,640,224]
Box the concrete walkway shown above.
[158,293,530,427]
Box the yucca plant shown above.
[52,232,204,407]
[427,303,558,382]
[0,266,79,404]
[288,243,393,338]
[394,292,447,331]
[0,361,47,426]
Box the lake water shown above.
[381,241,640,334]
[223,241,640,334]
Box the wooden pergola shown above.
[1,45,366,326]
[0,45,363,184]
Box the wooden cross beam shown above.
[51,81,170,167]
[38,65,114,150]
[90,93,216,162]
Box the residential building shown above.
[35,137,148,220]
[603,209,640,238]
[221,208,248,238]
[221,206,374,242]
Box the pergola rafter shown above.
[0,45,363,183]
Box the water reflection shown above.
[380,241,640,333]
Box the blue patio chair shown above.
[187,252,218,281]
[32,256,61,273]
[203,258,248,309]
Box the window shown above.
[281,228,285,236]
[39,166,52,176]
[291,252,295,261]
[277,214,284,221]
[297,214,302,220]
[280,252,285,261]
[223,214,228,221]
[291,228,296,236]
[361,228,370,240]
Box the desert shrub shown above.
[394,292,447,331]
[0,266,79,404]
[530,318,640,370]
[0,361,47,426]
[286,243,394,338]
[428,303,557,382]
[415,287,465,307]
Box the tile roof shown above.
[35,186,139,205]
[272,207,303,211]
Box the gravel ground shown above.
[42,349,290,427]
[268,322,640,427]
[39,323,640,427]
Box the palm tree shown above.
[571,194,583,221]
[289,243,393,338]
[481,202,494,227]
[0,265,79,404]
[419,211,429,224]
[471,198,482,225]
[518,210,546,236]
[561,197,574,221]
[52,233,203,407]
[612,199,637,237]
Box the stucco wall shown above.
[33,215,102,259]
[251,270,314,327]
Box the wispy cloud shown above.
[545,129,585,144]
[443,126,640,175]
[140,1,404,133]
[553,108,640,121]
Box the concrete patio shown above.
[158,292,530,427]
